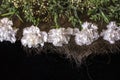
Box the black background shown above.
[1,41,120,80]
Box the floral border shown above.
[0,17,120,48]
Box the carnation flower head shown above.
[21,25,47,48]
[75,22,99,46]
[101,22,120,44]
[48,28,72,46]
[0,18,17,43]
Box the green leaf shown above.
[16,14,23,22]
[1,12,15,16]
[100,9,109,23]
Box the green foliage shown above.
[85,0,120,24]
[0,0,23,22]
[21,0,48,25]
[0,0,48,25]
[48,0,82,28]
[0,0,119,27]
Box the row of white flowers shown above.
[0,17,120,48]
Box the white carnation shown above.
[75,22,99,46]
[101,22,120,44]
[0,18,17,43]
[21,25,47,48]
[47,28,71,46]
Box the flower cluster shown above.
[0,17,119,48]
[101,22,120,44]
[74,22,99,46]
[48,28,73,46]
[0,18,17,43]
[21,25,47,48]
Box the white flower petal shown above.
[82,22,90,29]
[101,22,120,44]
[41,31,48,42]
[65,27,73,35]
[0,18,17,43]
[48,28,71,46]
[21,25,47,48]
[75,22,99,46]
[0,18,13,28]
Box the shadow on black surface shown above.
[1,41,120,80]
